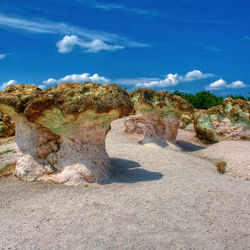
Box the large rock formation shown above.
[0,82,133,185]
[194,98,250,143]
[125,89,194,146]
[0,112,15,138]
[193,110,218,144]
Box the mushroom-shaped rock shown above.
[0,82,133,185]
[125,89,194,146]
[194,98,250,142]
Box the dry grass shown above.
[0,149,16,156]
[216,161,227,174]
[0,163,16,177]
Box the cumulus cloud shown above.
[43,73,111,86]
[183,70,214,81]
[206,79,227,90]
[206,79,247,90]
[0,79,16,90]
[136,73,179,88]
[135,70,214,88]
[227,80,247,88]
[56,35,124,53]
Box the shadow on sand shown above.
[176,140,205,152]
[107,158,163,184]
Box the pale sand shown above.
[176,129,250,180]
[0,118,249,249]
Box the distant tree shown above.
[172,90,224,109]
[228,94,246,101]
[193,91,223,109]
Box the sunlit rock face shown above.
[126,89,193,146]
[193,110,218,144]
[194,98,250,143]
[0,111,15,138]
[0,82,133,185]
[125,113,179,146]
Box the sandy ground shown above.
[0,118,249,249]
[176,129,250,180]
[0,137,17,176]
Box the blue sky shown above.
[0,0,249,96]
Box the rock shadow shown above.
[107,158,163,184]
[176,140,205,152]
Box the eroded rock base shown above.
[125,113,179,147]
[14,118,111,185]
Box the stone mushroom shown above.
[125,89,194,146]
[0,82,133,185]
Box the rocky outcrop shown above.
[0,112,15,138]
[125,89,193,146]
[0,82,133,185]
[125,113,179,146]
[193,110,218,144]
[194,98,250,143]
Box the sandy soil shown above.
[0,137,17,175]
[0,118,249,249]
[176,129,250,180]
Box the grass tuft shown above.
[0,149,16,156]
[216,161,226,174]
[0,162,16,177]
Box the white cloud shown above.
[136,73,179,88]
[115,77,161,86]
[135,70,214,88]
[90,1,156,16]
[206,79,227,90]
[206,79,247,90]
[56,35,124,54]
[84,1,229,24]
[0,79,16,90]
[0,53,9,59]
[0,13,148,49]
[37,84,47,89]
[43,73,110,86]
[227,80,247,88]
[183,70,214,81]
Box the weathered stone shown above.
[194,98,250,143]
[0,112,15,138]
[0,82,133,185]
[126,89,192,146]
[193,110,218,144]
[125,113,179,146]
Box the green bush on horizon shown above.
[172,90,249,110]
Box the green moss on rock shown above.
[129,89,194,118]
[0,84,43,114]
[194,110,218,144]
[25,82,133,122]
[0,112,15,138]
[0,82,133,123]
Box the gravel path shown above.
[0,119,249,249]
